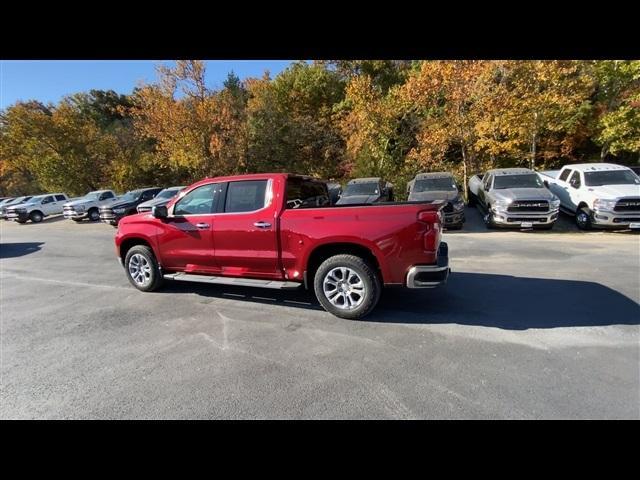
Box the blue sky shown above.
[0,60,295,108]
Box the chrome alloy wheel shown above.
[322,267,366,310]
[128,253,152,286]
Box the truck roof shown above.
[487,168,533,176]
[347,177,381,184]
[414,172,453,180]
[560,163,630,173]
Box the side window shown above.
[41,196,54,204]
[55,195,66,201]
[569,171,581,189]
[225,180,268,213]
[286,178,330,209]
[559,169,571,182]
[174,183,219,215]
[100,192,114,201]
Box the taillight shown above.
[418,209,442,251]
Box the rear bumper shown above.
[406,242,450,288]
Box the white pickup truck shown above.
[538,163,640,230]
[6,193,72,223]
[63,189,119,222]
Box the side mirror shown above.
[152,205,168,219]
[543,180,549,188]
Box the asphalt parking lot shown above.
[1,207,639,419]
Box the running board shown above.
[163,272,302,290]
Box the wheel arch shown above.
[119,236,156,264]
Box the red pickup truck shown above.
[115,173,449,319]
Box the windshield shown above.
[83,192,102,200]
[120,190,143,202]
[156,188,183,200]
[493,174,544,189]
[584,170,640,186]
[413,178,456,192]
[344,183,380,196]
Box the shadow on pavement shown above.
[0,242,45,259]
[162,271,640,330]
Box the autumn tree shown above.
[400,60,491,194]
[591,60,640,160]
[246,62,346,179]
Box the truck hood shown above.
[585,184,640,199]
[137,197,171,209]
[64,196,112,207]
[492,188,557,202]
[109,199,138,210]
[409,190,460,202]
[337,194,381,205]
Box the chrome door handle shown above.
[254,221,271,228]
[196,222,210,229]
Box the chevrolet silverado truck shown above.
[539,163,640,230]
[6,193,71,223]
[136,186,186,213]
[63,189,119,222]
[336,177,394,205]
[407,172,465,229]
[100,187,162,226]
[115,173,449,320]
[468,168,560,229]
[1,196,33,219]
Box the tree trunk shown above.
[461,147,468,200]
[531,131,537,170]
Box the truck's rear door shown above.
[212,178,282,279]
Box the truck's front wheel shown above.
[575,207,592,230]
[124,245,164,292]
[313,254,381,320]
[29,211,43,223]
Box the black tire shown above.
[72,218,83,223]
[313,254,381,320]
[88,208,100,221]
[29,211,43,223]
[124,245,164,292]
[16,219,27,224]
[483,207,496,229]
[575,207,592,230]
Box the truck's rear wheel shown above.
[29,211,43,223]
[313,254,381,320]
[124,245,163,292]
[575,207,592,230]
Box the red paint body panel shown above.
[115,173,444,286]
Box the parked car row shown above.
[4,162,638,232]
[2,186,186,225]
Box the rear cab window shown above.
[569,171,582,189]
[286,177,330,209]
[55,195,67,201]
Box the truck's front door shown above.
[157,182,223,273]
[213,179,281,280]
[479,174,492,208]
[567,170,582,212]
